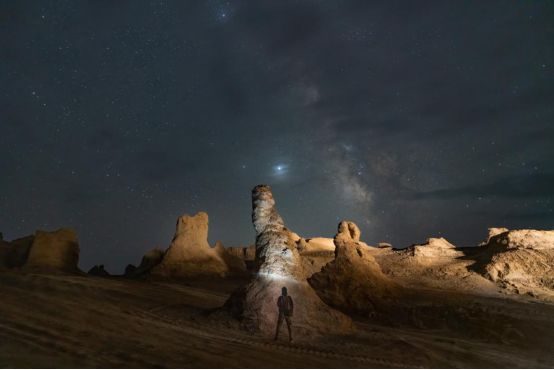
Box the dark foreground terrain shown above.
[1,269,554,368]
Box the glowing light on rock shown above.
[257,271,297,283]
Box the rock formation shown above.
[225,185,353,337]
[407,237,463,259]
[309,221,399,316]
[151,212,228,278]
[213,241,247,276]
[296,237,336,278]
[476,229,554,298]
[126,247,165,277]
[0,235,34,268]
[224,245,256,262]
[480,227,510,245]
[125,264,137,276]
[88,264,110,276]
[25,228,79,272]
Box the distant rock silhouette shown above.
[24,228,80,272]
[125,264,137,276]
[0,235,34,268]
[88,264,110,276]
[126,247,165,277]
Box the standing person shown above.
[274,286,293,342]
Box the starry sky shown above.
[1,1,553,272]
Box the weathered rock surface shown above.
[407,237,464,259]
[297,237,335,253]
[214,241,247,276]
[480,227,510,245]
[309,221,399,316]
[152,212,228,278]
[25,229,79,272]
[225,185,353,337]
[486,229,554,250]
[296,237,336,279]
[476,229,554,298]
[224,245,256,261]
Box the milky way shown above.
[1,1,553,271]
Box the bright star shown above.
[272,163,289,177]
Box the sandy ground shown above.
[1,270,554,368]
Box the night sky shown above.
[1,1,553,272]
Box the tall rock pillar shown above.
[225,185,353,338]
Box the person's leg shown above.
[274,312,284,340]
[285,315,292,341]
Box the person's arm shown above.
[290,297,294,315]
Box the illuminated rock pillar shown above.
[225,185,353,338]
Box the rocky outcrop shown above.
[309,221,399,316]
[480,227,510,245]
[126,247,165,277]
[214,241,247,276]
[338,221,361,241]
[125,264,137,276]
[477,229,554,298]
[0,235,34,268]
[24,229,80,272]
[225,185,353,338]
[88,264,110,277]
[407,237,463,259]
[224,245,256,261]
[296,237,336,278]
[151,212,228,278]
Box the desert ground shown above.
[1,269,554,368]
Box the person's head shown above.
[281,287,287,296]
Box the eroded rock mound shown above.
[25,228,79,272]
[481,227,510,245]
[152,212,228,278]
[296,237,336,278]
[225,185,353,338]
[126,247,165,277]
[407,237,464,259]
[478,229,554,298]
[214,241,247,276]
[309,221,399,316]
[88,264,110,277]
[224,244,256,261]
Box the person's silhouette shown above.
[274,286,293,342]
